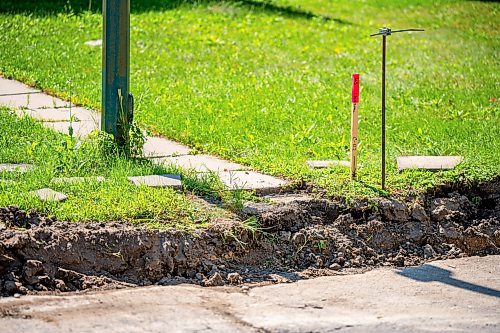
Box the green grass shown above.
[0,107,231,227]
[0,0,499,199]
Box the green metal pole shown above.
[102,0,132,147]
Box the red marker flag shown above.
[352,73,360,103]
[350,74,360,180]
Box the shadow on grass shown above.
[0,0,351,24]
[397,264,500,298]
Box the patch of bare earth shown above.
[0,178,498,297]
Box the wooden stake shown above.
[350,74,360,180]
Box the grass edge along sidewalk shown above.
[0,104,254,226]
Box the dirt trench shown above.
[0,177,499,296]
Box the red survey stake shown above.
[350,74,360,180]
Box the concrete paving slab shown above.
[210,170,288,193]
[84,39,102,47]
[30,188,68,202]
[156,154,247,172]
[307,160,350,168]
[52,176,105,184]
[0,163,33,172]
[2,256,497,333]
[0,77,39,95]
[128,174,182,189]
[16,107,99,122]
[142,136,190,158]
[397,156,464,171]
[0,93,70,109]
[43,120,99,137]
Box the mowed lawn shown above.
[0,0,498,197]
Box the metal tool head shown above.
[370,27,424,37]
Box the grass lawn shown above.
[0,0,499,198]
[0,107,232,226]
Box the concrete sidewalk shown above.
[0,76,288,193]
[0,256,498,333]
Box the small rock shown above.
[423,244,437,259]
[335,256,346,266]
[329,263,342,271]
[268,274,291,283]
[24,260,44,278]
[227,272,242,284]
[431,194,471,221]
[203,272,225,287]
[378,198,409,222]
[292,232,306,245]
[158,277,171,285]
[278,231,292,241]
[4,281,22,294]
[13,293,21,298]
[411,203,429,223]
[55,279,68,292]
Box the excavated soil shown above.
[0,177,499,296]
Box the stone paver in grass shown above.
[2,76,290,193]
[209,170,288,194]
[0,77,39,95]
[31,188,68,202]
[43,120,99,137]
[306,160,350,169]
[397,156,464,171]
[16,107,99,122]
[142,136,190,158]
[52,176,105,184]
[128,174,182,189]
[0,163,33,172]
[156,154,247,172]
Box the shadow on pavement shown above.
[397,264,500,298]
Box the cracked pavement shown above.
[1,256,499,333]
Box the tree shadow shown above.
[0,0,351,24]
[397,264,500,298]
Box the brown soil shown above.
[1,177,499,296]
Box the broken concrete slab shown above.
[397,156,464,171]
[128,174,182,189]
[156,154,247,172]
[306,160,350,169]
[142,136,190,158]
[84,39,102,47]
[0,164,33,172]
[42,120,99,137]
[16,107,99,122]
[209,170,288,194]
[0,93,70,110]
[0,77,39,95]
[30,188,68,202]
[52,176,105,184]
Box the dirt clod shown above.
[227,272,242,284]
[203,272,225,287]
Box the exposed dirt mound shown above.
[1,178,499,296]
